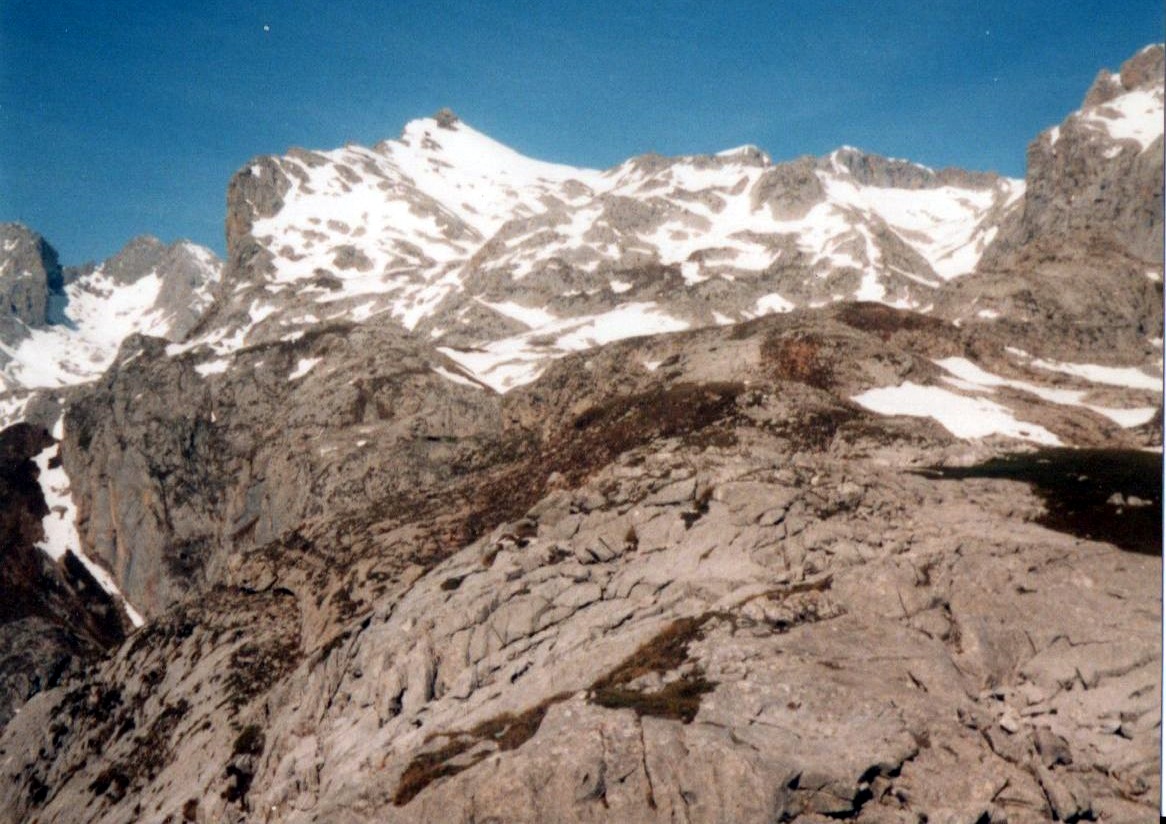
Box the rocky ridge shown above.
[0,423,132,727]
[188,109,1022,392]
[0,224,64,345]
[941,44,1165,359]
[0,306,1159,823]
[0,228,222,428]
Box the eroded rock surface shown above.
[0,308,1158,823]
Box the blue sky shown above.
[1,1,1162,264]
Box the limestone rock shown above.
[0,223,63,342]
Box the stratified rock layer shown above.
[0,307,1158,823]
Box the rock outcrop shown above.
[0,223,63,343]
[0,307,1159,823]
[0,231,222,427]
[985,44,1164,267]
[944,45,1165,358]
[0,423,130,726]
[61,323,502,618]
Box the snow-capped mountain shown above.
[185,111,1019,391]
[0,229,222,424]
[0,44,1163,824]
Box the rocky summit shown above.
[0,46,1161,824]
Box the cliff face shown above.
[0,423,130,727]
[0,224,63,345]
[936,45,1165,360]
[984,45,1164,268]
[1,306,1160,823]
[59,324,503,619]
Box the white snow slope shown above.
[205,114,1030,391]
[0,242,222,426]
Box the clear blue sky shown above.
[1,1,1161,265]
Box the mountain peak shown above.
[0,46,1162,824]
[823,146,1006,192]
[434,107,460,129]
[1120,43,1165,92]
[713,144,771,165]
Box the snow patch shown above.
[679,261,707,285]
[1082,87,1164,150]
[554,303,689,350]
[934,357,1157,428]
[288,357,322,380]
[750,293,794,316]
[439,302,688,393]
[1029,359,1161,391]
[478,298,558,328]
[432,364,483,389]
[33,442,144,627]
[194,358,231,377]
[852,382,1061,445]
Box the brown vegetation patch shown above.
[393,694,569,806]
[589,615,718,723]
[770,405,859,452]
[761,333,834,389]
[836,302,949,342]
[448,383,746,559]
[304,382,747,606]
[87,698,190,802]
[224,634,301,711]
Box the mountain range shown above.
[0,44,1161,823]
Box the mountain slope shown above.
[1,306,1159,823]
[0,230,223,426]
[195,112,1021,391]
[939,44,1165,359]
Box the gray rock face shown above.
[0,223,63,342]
[88,235,222,340]
[941,45,1165,356]
[100,236,169,285]
[62,322,502,618]
[751,156,826,220]
[981,45,1164,268]
[0,306,1158,823]
[224,155,292,285]
[822,146,1001,190]
[0,423,130,726]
